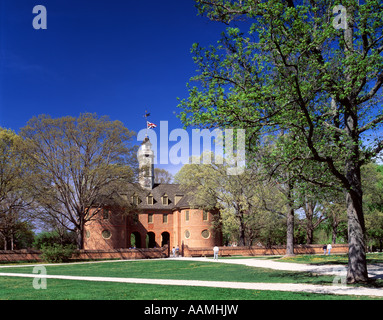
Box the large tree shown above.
[21,113,137,249]
[175,153,286,246]
[362,163,383,251]
[178,0,383,283]
[0,128,34,249]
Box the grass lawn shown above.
[0,276,377,300]
[0,259,382,300]
[0,260,335,284]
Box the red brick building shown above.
[83,138,222,250]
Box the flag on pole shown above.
[147,121,157,129]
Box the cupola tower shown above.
[137,137,154,189]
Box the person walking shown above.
[175,245,180,257]
[327,243,332,255]
[213,245,219,261]
[322,244,327,255]
[172,247,176,258]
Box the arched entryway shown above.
[131,231,142,248]
[146,232,156,248]
[161,231,170,247]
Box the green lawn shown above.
[0,276,376,300]
[0,259,381,300]
[0,260,335,284]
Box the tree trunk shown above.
[286,206,295,256]
[346,189,368,283]
[76,227,84,250]
[305,202,315,245]
[345,159,368,283]
[285,182,295,256]
[2,234,7,250]
[341,3,368,284]
[306,227,313,245]
[10,232,14,250]
[238,211,246,247]
[332,223,338,244]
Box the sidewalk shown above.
[171,257,383,279]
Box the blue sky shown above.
[0,0,231,173]
[0,0,230,174]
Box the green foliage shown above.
[362,163,383,249]
[0,128,34,250]
[175,152,287,246]
[178,0,383,185]
[33,231,76,250]
[178,0,383,282]
[40,243,77,263]
[0,222,35,250]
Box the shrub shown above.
[33,231,76,250]
[40,244,77,263]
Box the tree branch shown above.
[358,113,383,134]
[357,71,383,105]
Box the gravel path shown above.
[173,257,383,279]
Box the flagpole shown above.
[144,110,149,138]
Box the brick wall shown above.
[0,248,168,262]
[183,244,349,257]
[0,249,42,262]
[75,248,168,260]
[0,244,348,262]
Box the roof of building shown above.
[126,183,193,210]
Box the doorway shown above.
[131,232,142,248]
[161,231,170,247]
[146,232,156,248]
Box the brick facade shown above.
[83,207,222,250]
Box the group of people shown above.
[171,246,180,257]
[322,243,333,255]
[171,245,220,260]
[173,244,333,259]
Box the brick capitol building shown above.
[83,136,222,250]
